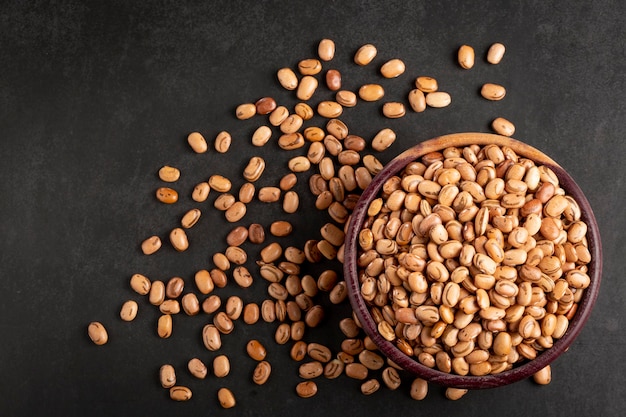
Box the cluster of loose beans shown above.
[357,143,591,382]
[86,39,559,405]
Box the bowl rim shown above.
[343,132,603,389]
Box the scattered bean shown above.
[217,387,236,409]
[458,44,475,69]
[354,44,377,66]
[87,321,108,345]
[141,236,161,255]
[481,83,507,100]
[487,42,506,64]
[187,132,207,153]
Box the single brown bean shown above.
[318,101,343,118]
[298,58,322,75]
[492,117,515,136]
[295,102,315,120]
[243,156,266,182]
[217,387,236,409]
[255,97,277,115]
[248,223,265,244]
[358,84,384,101]
[247,339,267,361]
[283,190,300,214]
[296,381,318,398]
[212,354,230,378]
[299,361,323,379]
[225,201,246,222]
[325,69,342,91]
[165,277,184,299]
[445,387,468,400]
[361,379,381,395]
[169,228,189,252]
[253,360,272,385]
[345,363,368,380]
[372,128,396,152]
[158,165,180,183]
[156,187,178,204]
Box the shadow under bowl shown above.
[343,132,602,389]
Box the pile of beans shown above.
[87,38,574,405]
[356,143,591,378]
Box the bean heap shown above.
[87,38,580,405]
[357,144,591,378]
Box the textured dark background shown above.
[1,1,624,416]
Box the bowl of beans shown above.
[343,132,602,389]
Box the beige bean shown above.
[157,314,172,338]
[217,387,236,409]
[297,75,318,101]
[381,58,405,78]
[354,44,377,65]
[141,236,162,255]
[304,305,324,328]
[298,58,322,75]
[187,131,207,153]
[481,83,506,100]
[235,103,256,120]
[487,42,506,64]
[327,118,349,139]
[304,126,325,143]
[324,358,345,379]
[202,324,221,351]
[458,44,475,69]
[296,381,318,398]
[299,361,323,379]
[358,84,384,101]
[208,355,230,378]
[169,228,189,252]
[336,90,357,107]
[120,300,138,322]
[318,38,335,61]
[159,364,176,388]
[169,386,192,401]
[87,321,108,345]
[277,67,298,90]
[371,128,396,152]
[180,208,201,229]
[130,273,151,295]
[224,201,246,222]
[288,156,311,173]
[425,92,451,108]
[492,117,515,136]
[191,182,210,202]
[295,102,314,120]
[445,387,468,400]
[268,106,289,126]
[533,365,552,385]
[213,130,231,153]
[408,89,426,112]
[156,187,178,204]
[181,293,200,316]
[382,102,406,118]
[317,101,343,118]
[415,76,438,92]
[187,357,208,379]
[158,165,180,182]
[250,125,272,147]
[278,132,305,150]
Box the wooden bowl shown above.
[343,132,602,389]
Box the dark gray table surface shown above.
[1,1,624,416]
